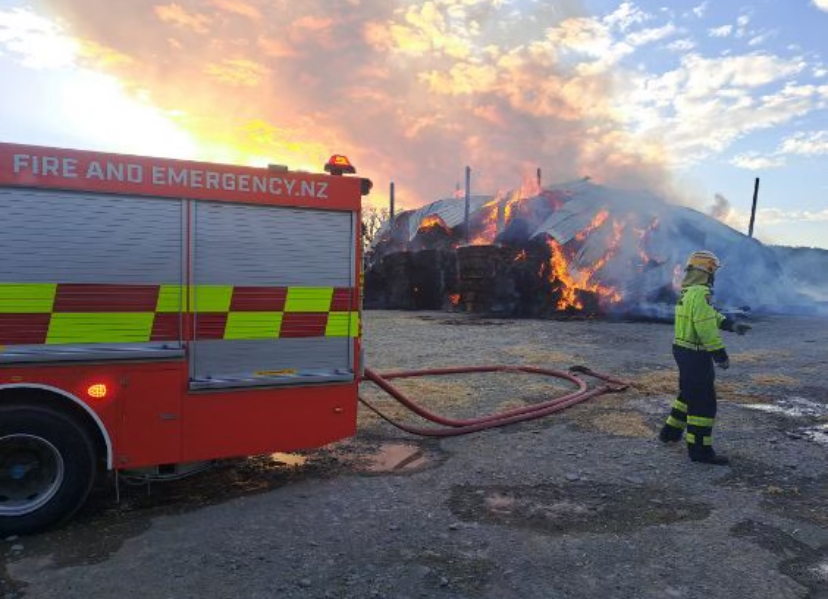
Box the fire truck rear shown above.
[0,143,371,535]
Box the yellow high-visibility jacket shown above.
[674,285,726,352]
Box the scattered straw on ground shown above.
[628,370,776,405]
[494,398,529,412]
[387,378,476,408]
[749,373,800,387]
[577,411,653,438]
[502,345,577,366]
[513,379,577,400]
[562,392,633,419]
[731,350,792,364]
[631,370,676,396]
[721,392,774,405]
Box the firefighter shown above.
[658,250,751,465]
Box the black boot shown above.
[658,425,683,443]
[689,449,730,465]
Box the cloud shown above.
[154,4,211,33]
[692,2,708,18]
[708,25,733,37]
[779,131,828,155]
[757,207,828,224]
[5,1,826,212]
[0,8,77,68]
[625,23,677,46]
[681,53,806,97]
[735,15,750,38]
[210,0,261,20]
[730,152,786,170]
[814,0,828,12]
[730,130,828,170]
[203,58,269,86]
[602,2,652,31]
[667,38,695,52]
[615,56,817,169]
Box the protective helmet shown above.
[686,250,721,274]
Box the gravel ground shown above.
[3,310,828,599]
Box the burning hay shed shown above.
[365,179,823,320]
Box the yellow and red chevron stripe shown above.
[0,283,359,345]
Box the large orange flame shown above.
[417,214,452,235]
[545,238,582,310]
[543,214,625,310]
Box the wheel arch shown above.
[0,384,113,469]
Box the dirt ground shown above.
[3,310,828,599]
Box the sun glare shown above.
[1,7,197,160]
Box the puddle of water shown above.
[363,443,428,472]
[270,453,308,466]
[743,396,828,418]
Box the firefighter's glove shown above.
[734,323,751,335]
[716,358,730,370]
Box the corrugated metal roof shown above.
[406,195,495,240]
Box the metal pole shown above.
[537,167,542,190]
[389,181,395,222]
[464,166,471,243]
[748,177,760,238]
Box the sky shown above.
[0,0,826,249]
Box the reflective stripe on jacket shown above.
[674,285,726,352]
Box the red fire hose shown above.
[359,364,629,437]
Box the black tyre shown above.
[0,404,97,536]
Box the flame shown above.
[469,196,502,245]
[543,217,625,311]
[501,190,522,230]
[582,220,625,278]
[518,170,541,200]
[574,209,609,242]
[417,214,451,235]
[545,238,582,310]
[448,293,460,306]
[635,216,660,267]
[469,190,526,246]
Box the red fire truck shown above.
[0,143,371,535]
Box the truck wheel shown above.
[0,404,97,536]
